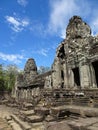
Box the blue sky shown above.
[0,0,98,69]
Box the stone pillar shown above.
[33,88,36,97]
[28,89,30,100]
[80,64,91,88]
[30,89,32,100]
[44,75,52,89]
[52,58,62,88]
[21,89,23,100]
[90,64,97,88]
[63,62,69,88]
[18,89,21,101]
[23,89,25,100]
[21,89,22,100]
[32,89,34,98]
[66,67,75,89]
[26,89,28,100]
[21,89,24,100]
[16,89,19,100]
[24,90,26,100]
[69,69,74,87]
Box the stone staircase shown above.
[6,115,29,130]
[5,107,45,130]
[4,92,98,130]
[5,96,68,129]
[52,97,72,106]
[4,97,98,130]
[5,100,47,130]
[72,97,90,106]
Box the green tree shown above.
[0,64,22,92]
[0,64,5,91]
[4,64,19,91]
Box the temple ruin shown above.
[14,16,98,101]
[1,16,98,130]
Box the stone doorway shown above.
[92,61,98,87]
[61,70,64,88]
[72,67,80,87]
[61,70,64,80]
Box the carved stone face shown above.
[24,58,37,84]
[66,16,91,39]
[24,58,37,73]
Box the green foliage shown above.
[0,64,5,91]
[0,64,20,92]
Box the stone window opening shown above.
[72,67,80,87]
[92,61,98,87]
[58,44,65,59]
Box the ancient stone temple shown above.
[14,16,98,100]
[52,16,98,89]
[6,16,98,130]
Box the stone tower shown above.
[24,58,38,85]
[66,16,91,39]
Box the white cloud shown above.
[5,16,29,32]
[48,0,78,38]
[17,0,28,7]
[38,49,48,56]
[0,52,25,64]
[90,17,98,35]
[32,49,48,57]
[48,0,93,38]
[22,20,29,26]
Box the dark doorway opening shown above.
[72,67,80,86]
[61,70,64,80]
[92,61,98,87]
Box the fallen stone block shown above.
[20,110,35,116]
[26,115,44,123]
[34,107,49,116]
